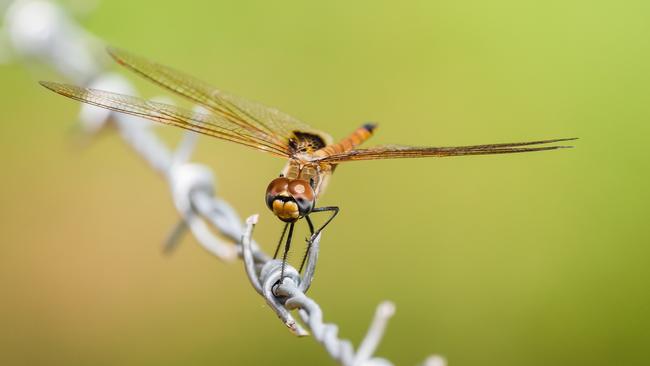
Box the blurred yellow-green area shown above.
[1,0,649,365]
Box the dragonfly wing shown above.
[40,81,291,156]
[314,138,577,163]
[108,47,333,150]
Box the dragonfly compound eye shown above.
[288,179,315,216]
[265,177,290,209]
[265,178,315,221]
[265,177,300,222]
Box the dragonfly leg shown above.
[298,206,340,273]
[279,222,295,283]
[273,222,289,259]
[309,206,340,239]
[298,215,316,273]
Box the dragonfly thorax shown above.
[265,177,315,222]
[281,159,332,197]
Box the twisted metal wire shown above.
[1,1,443,364]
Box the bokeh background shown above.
[1,0,648,365]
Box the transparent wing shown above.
[314,138,577,163]
[107,47,333,147]
[40,81,291,156]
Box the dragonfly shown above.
[40,48,576,282]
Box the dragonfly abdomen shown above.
[313,123,377,159]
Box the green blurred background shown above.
[1,0,648,365]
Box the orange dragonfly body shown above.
[41,48,575,279]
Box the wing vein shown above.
[315,138,577,163]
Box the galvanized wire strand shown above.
[2,1,443,364]
[242,216,403,365]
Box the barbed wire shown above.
[1,1,443,364]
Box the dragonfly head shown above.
[265,177,315,222]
